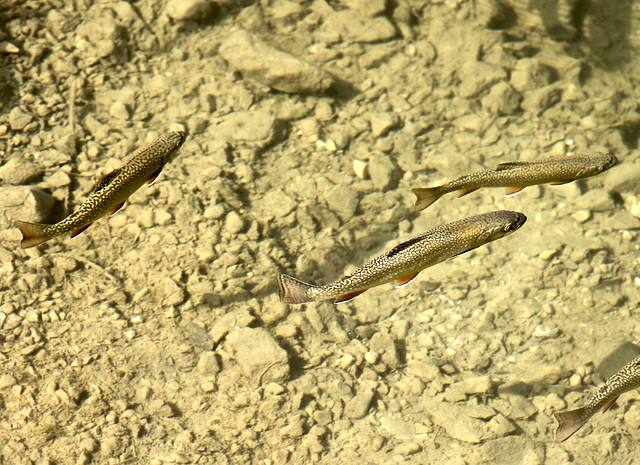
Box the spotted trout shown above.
[554,355,640,442]
[14,131,186,248]
[413,152,618,211]
[277,210,526,304]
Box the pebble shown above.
[353,159,368,179]
[573,189,615,211]
[320,10,396,43]
[369,332,400,368]
[313,410,332,426]
[368,153,401,190]
[8,107,33,131]
[214,110,281,148]
[452,375,495,395]
[457,61,508,99]
[0,374,17,390]
[165,0,216,21]
[161,277,185,307]
[325,185,359,222]
[344,389,374,419]
[185,322,214,351]
[483,81,521,115]
[254,188,296,221]
[225,327,290,383]
[520,84,561,115]
[604,162,640,194]
[219,30,335,94]
[393,442,421,457]
[224,211,245,234]
[510,58,554,92]
[0,158,43,185]
[367,112,399,138]
[0,186,54,230]
[405,359,440,383]
[196,352,220,376]
[571,209,591,223]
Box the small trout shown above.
[413,152,618,211]
[15,131,186,248]
[555,355,640,442]
[277,210,526,304]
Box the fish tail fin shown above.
[277,274,316,304]
[13,220,50,248]
[554,408,589,442]
[412,187,442,211]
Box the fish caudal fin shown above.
[13,220,50,248]
[554,408,589,442]
[412,187,442,211]
[277,274,316,304]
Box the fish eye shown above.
[504,223,514,232]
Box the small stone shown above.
[574,189,615,211]
[320,10,396,43]
[604,162,640,194]
[162,277,185,307]
[224,211,245,234]
[458,61,508,99]
[209,309,255,344]
[196,351,221,376]
[0,186,54,231]
[154,209,173,226]
[571,209,591,223]
[0,374,17,390]
[368,153,401,190]
[0,158,43,185]
[214,110,282,148]
[165,0,216,21]
[353,159,368,179]
[225,327,290,383]
[325,185,359,222]
[393,442,421,456]
[42,170,71,189]
[521,84,562,115]
[265,383,286,395]
[344,389,374,419]
[405,359,440,382]
[380,416,415,440]
[313,410,332,426]
[185,322,214,351]
[254,188,296,221]
[109,101,130,120]
[482,82,521,115]
[369,332,400,368]
[8,107,33,131]
[368,112,399,138]
[452,375,495,395]
[0,41,19,53]
[506,394,538,419]
[219,30,335,94]
[510,58,555,92]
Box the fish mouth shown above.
[512,212,527,231]
[608,153,619,167]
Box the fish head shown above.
[576,152,618,178]
[161,131,187,164]
[476,211,527,244]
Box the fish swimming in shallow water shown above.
[554,355,640,442]
[413,152,618,211]
[277,210,526,304]
[14,131,186,248]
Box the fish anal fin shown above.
[110,201,126,216]
[550,180,574,186]
[94,168,122,192]
[554,409,589,442]
[70,223,92,238]
[335,289,366,304]
[602,396,619,413]
[457,187,479,197]
[395,272,419,287]
[505,186,526,196]
[147,168,162,185]
[496,161,530,171]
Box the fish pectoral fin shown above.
[602,396,619,413]
[457,187,479,197]
[70,223,92,238]
[505,186,526,196]
[94,168,122,192]
[335,289,366,304]
[550,180,573,185]
[448,247,475,260]
[495,161,531,171]
[109,201,126,216]
[147,168,163,185]
[395,272,419,287]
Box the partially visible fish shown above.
[554,355,640,442]
[14,131,186,248]
[277,210,526,304]
[413,152,618,211]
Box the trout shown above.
[413,152,618,211]
[14,131,186,248]
[555,355,640,442]
[278,210,526,304]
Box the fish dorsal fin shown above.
[495,161,532,171]
[93,168,122,192]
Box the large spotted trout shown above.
[413,152,618,211]
[14,131,186,248]
[555,355,640,442]
[277,210,526,304]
